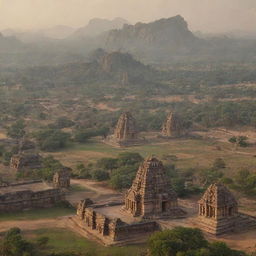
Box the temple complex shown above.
[198,183,239,235]
[104,112,142,147]
[124,156,185,218]
[162,111,184,137]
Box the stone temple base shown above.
[197,216,238,236]
[68,216,158,246]
[103,135,145,148]
[121,206,187,220]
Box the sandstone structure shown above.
[162,112,184,137]
[10,153,42,172]
[114,112,137,140]
[105,112,142,147]
[72,200,159,245]
[124,156,185,219]
[0,181,64,213]
[198,183,239,235]
[53,168,71,189]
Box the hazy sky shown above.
[0,0,255,32]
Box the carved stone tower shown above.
[124,156,185,218]
[198,183,238,235]
[114,112,138,141]
[162,112,183,137]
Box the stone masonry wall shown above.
[0,188,64,212]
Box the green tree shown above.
[7,120,26,139]
[148,227,208,256]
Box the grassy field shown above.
[0,207,75,221]
[25,228,147,256]
[52,136,256,176]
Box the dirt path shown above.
[71,179,120,195]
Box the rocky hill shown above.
[71,17,129,39]
[11,50,156,86]
[104,15,200,60]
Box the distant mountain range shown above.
[0,15,256,67]
[71,17,129,39]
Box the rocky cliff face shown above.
[104,16,199,57]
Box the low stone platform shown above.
[75,201,160,246]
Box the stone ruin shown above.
[70,156,187,245]
[9,137,42,172]
[105,112,142,147]
[10,153,43,172]
[124,156,186,219]
[198,183,256,235]
[0,180,65,213]
[53,168,71,189]
[72,199,159,245]
[162,111,184,137]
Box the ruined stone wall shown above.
[0,188,64,212]
[111,221,158,241]
[79,205,158,242]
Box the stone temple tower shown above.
[114,112,138,141]
[162,112,183,137]
[105,112,141,147]
[198,183,238,235]
[124,156,185,219]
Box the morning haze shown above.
[1,0,256,255]
[0,0,255,33]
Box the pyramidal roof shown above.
[114,112,137,139]
[162,111,182,136]
[130,156,177,200]
[199,183,237,207]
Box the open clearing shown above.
[48,133,256,177]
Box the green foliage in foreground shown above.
[148,227,247,256]
[25,228,146,256]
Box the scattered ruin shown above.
[0,180,65,213]
[124,156,186,218]
[10,153,43,172]
[162,111,184,137]
[198,183,256,235]
[71,200,159,246]
[104,112,143,147]
[53,168,71,189]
